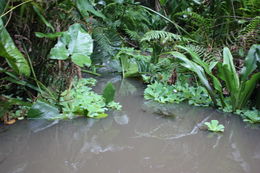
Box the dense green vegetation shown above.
[0,0,259,125]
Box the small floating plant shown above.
[204,120,225,133]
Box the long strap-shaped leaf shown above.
[238,72,260,109]
[176,45,225,107]
[170,51,217,106]
[222,47,240,91]
[217,47,240,110]
[0,19,30,76]
[241,44,260,81]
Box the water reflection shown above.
[0,76,260,173]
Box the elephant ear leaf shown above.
[0,19,31,76]
[49,23,93,67]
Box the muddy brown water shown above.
[0,75,260,173]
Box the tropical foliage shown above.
[0,0,259,125]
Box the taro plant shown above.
[49,23,93,67]
[204,120,225,133]
[217,44,260,111]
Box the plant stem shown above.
[0,0,33,18]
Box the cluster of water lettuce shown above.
[144,82,260,124]
[60,78,121,118]
[236,109,260,124]
[144,81,212,107]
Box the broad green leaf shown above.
[120,56,139,78]
[241,44,260,81]
[211,120,218,127]
[223,47,240,90]
[209,61,218,71]
[238,72,260,109]
[67,24,93,67]
[27,101,60,119]
[218,64,240,109]
[176,45,209,71]
[204,120,224,132]
[35,32,63,39]
[0,19,30,76]
[217,48,242,110]
[49,23,93,67]
[71,53,91,67]
[170,51,217,106]
[124,59,139,78]
[176,46,225,106]
[76,0,106,20]
[102,82,116,104]
[241,109,260,124]
[49,41,69,60]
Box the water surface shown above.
[1,76,260,173]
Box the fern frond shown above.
[124,26,141,41]
[91,27,122,63]
[175,11,212,28]
[174,11,213,44]
[103,3,151,40]
[185,44,218,62]
[141,30,192,43]
[240,16,260,35]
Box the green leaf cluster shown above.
[60,78,121,118]
[218,45,260,111]
[204,120,225,132]
[236,109,260,124]
[144,82,212,106]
